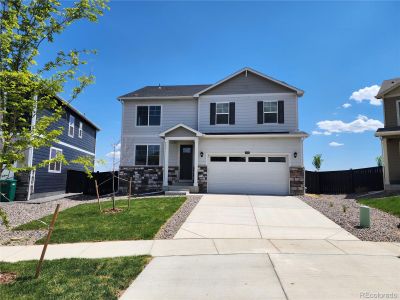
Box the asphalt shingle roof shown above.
[377,78,400,98]
[119,85,211,99]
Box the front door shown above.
[179,145,193,181]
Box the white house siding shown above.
[121,99,198,136]
[198,137,303,167]
[198,93,298,133]
[120,99,198,167]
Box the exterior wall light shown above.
[200,152,204,157]
[294,152,298,158]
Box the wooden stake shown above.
[35,204,61,279]
[95,179,101,212]
[128,177,132,209]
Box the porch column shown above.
[163,139,169,189]
[193,137,199,187]
[382,138,390,185]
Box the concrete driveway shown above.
[174,194,358,240]
[121,195,400,300]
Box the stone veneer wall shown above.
[198,166,207,193]
[289,167,305,195]
[119,166,163,194]
[168,166,179,186]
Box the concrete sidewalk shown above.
[1,239,399,262]
[174,194,358,240]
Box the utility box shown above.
[360,205,370,228]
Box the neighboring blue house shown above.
[15,97,100,200]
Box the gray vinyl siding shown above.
[32,145,90,194]
[203,72,294,95]
[120,136,164,167]
[387,138,400,184]
[198,94,298,133]
[121,99,198,136]
[383,96,400,128]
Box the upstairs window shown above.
[78,122,83,138]
[137,105,161,126]
[68,115,75,137]
[263,101,278,123]
[216,103,229,124]
[135,145,160,166]
[48,147,62,173]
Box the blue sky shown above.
[39,1,400,171]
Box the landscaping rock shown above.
[299,194,400,242]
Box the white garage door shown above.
[207,155,289,195]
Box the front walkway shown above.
[175,194,358,240]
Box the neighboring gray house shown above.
[375,78,400,190]
[118,68,308,195]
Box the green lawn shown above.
[16,196,186,244]
[0,256,150,300]
[358,196,400,217]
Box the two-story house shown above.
[375,78,400,191]
[15,96,100,200]
[118,68,308,196]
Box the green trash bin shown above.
[0,179,17,202]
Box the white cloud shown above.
[106,143,121,159]
[312,130,331,136]
[350,85,381,106]
[342,103,352,108]
[316,115,383,134]
[329,142,344,147]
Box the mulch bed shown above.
[299,194,400,242]
[0,272,17,285]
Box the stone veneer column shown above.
[198,166,207,193]
[289,167,305,195]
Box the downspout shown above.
[27,95,38,201]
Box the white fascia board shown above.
[194,67,304,97]
[118,96,194,101]
[202,133,309,139]
[159,123,203,137]
[55,141,96,156]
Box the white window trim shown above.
[48,146,63,173]
[135,105,162,127]
[78,121,83,138]
[215,102,230,125]
[68,115,75,137]
[134,144,161,166]
[396,99,400,126]
[263,100,278,124]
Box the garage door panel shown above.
[208,159,288,195]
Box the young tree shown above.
[376,155,383,167]
[312,154,323,171]
[0,0,108,223]
[0,0,108,177]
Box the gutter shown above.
[202,132,309,139]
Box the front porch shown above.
[160,124,203,193]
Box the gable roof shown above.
[118,67,303,100]
[56,96,100,131]
[118,85,211,99]
[194,67,304,97]
[376,78,400,99]
[159,123,203,137]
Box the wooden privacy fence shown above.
[66,170,119,196]
[305,167,383,194]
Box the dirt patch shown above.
[0,272,17,285]
[102,208,124,214]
